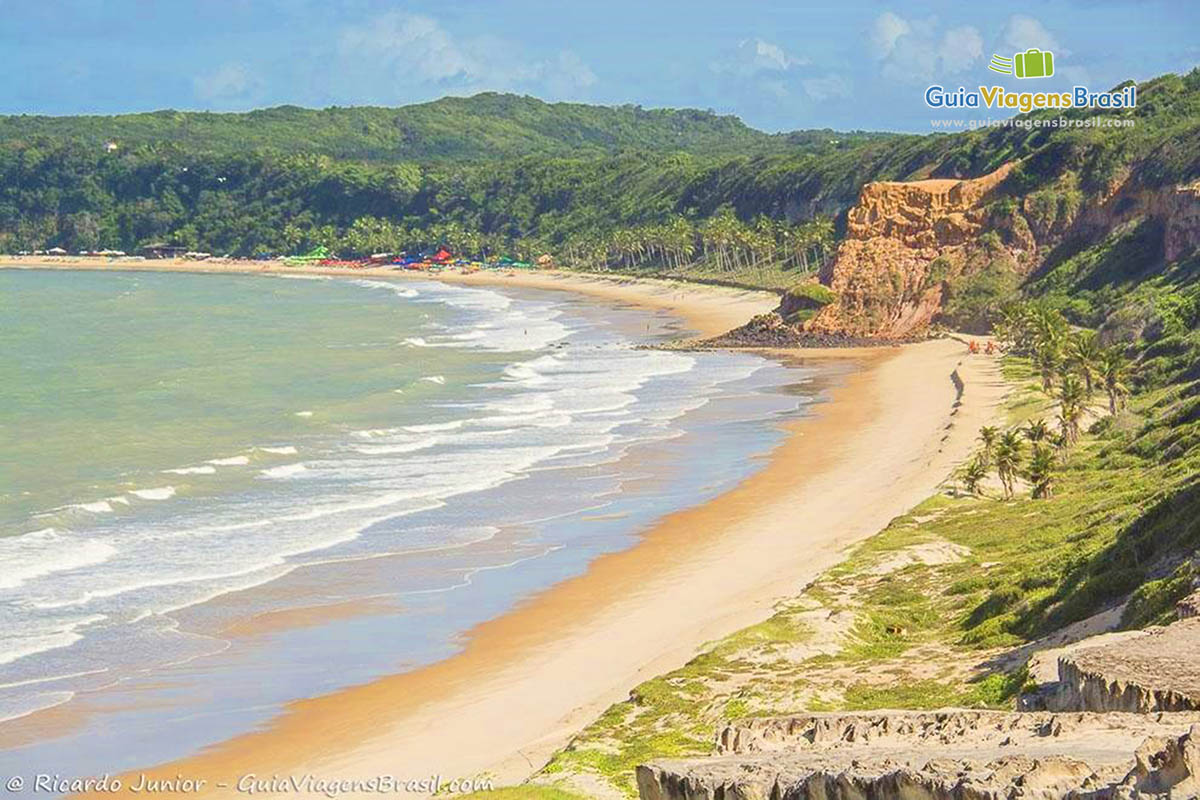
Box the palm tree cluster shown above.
[996,303,1130,429]
[961,303,1134,502]
[558,209,836,278]
[965,420,1056,500]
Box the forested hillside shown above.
[0,72,1197,296]
[0,93,816,161]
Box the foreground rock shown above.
[696,311,901,349]
[1047,618,1200,713]
[638,711,1200,799]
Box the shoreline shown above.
[0,257,777,340]
[9,259,1009,797]
[79,348,1004,797]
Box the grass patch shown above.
[536,359,1200,798]
[457,788,592,800]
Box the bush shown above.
[784,282,837,306]
[1122,563,1196,628]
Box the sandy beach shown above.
[3,259,1007,797]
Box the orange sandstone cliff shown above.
[805,163,1022,340]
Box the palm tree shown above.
[1027,445,1057,499]
[1101,347,1130,416]
[994,430,1024,499]
[1068,331,1103,395]
[962,457,989,497]
[1034,340,1062,394]
[1058,374,1087,445]
[977,426,999,466]
[1024,418,1050,443]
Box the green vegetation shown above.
[457,786,591,800]
[4,69,1198,287]
[0,94,800,162]
[537,359,1200,796]
[534,288,1200,796]
[5,63,1200,800]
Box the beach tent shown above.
[430,248,453,264]
[284,245,331,266]
[46,247,68,255]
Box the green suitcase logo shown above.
[988,49,1055,79]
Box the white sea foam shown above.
[71,500,113,514]
[349,278,419,299]
[403,420,462,433]
[0,690,75,724]
[350,438,439,455]
[1,274,791,729]
[0,615,106,666]
[0,530,117,590]
[130,487,176,500]
[164,465,217,475]
[259,463,307,479]
[207,456,250,466]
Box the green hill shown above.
[0,93,887,162]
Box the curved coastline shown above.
[1,260,1007,797]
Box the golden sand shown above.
[1,259,1006,797]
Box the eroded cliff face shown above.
[803,165,1200,340]
[1165,181,1200,262]
[805,163,1020,339]
[637,711,1200,800]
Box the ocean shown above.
[0,268,812,777]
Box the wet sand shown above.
[1,259,1007,796]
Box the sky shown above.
[2,0,1197,132]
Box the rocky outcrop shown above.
[1117,723,1200,799]
[801,163,1200,342]
[1165,181,1200,262]
[637,753,1110,800]
[805,164,1019,340]
[694,312,902,349]
[637,711,1200,800]
[1178,590,1200,620]
[1048,619,1200,713]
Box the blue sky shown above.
[2,0,1197,131]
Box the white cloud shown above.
[339,12,483,84]
[803,74,851,101]
[939,26,983,73]
[193,63,259,102]
[1002,15,1065,55]
[542,51,598,97]
[869,12,983,81]
[870,12,910,60]
[335,12,597,99]
[711,38,807,77]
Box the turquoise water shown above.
[0,268,811,780]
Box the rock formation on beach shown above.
[637,615,1200,799]
[1044,618,1200,714]
[804,164,1020,340]
[638,711,1200,800]
[788,163,1200,342]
